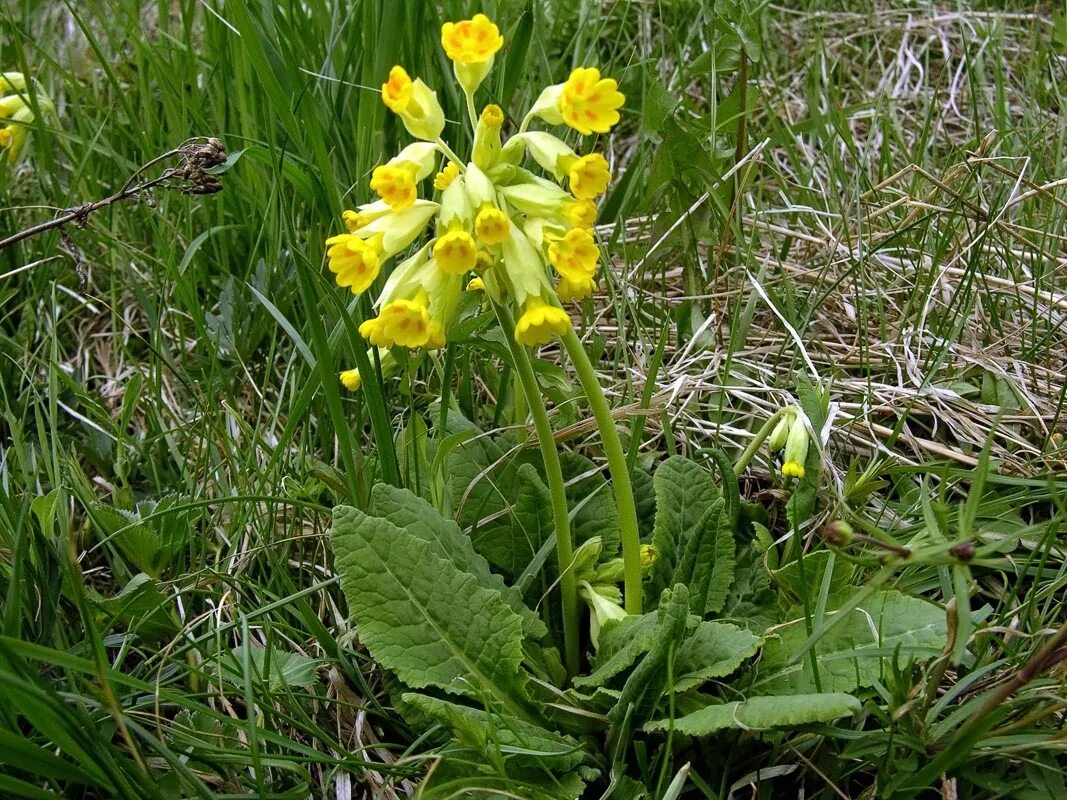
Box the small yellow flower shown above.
[441,14,504,96]
[359,295,433,349]
[433,229,478,275]
[0,71,51,164]
[474,206,510,245]
[425,320,447,350]
[565,199,598,229]
[466,276,485,292]
[434,161,460,191]
[781,413,810,480]
[380,65,445,141]
[441,14,504,64]
[370,163,419,210]
[340,369,362,391]
[548,228,599,281]
[342,202,390,232]
[640,544,657,569]
[559,67,625,135]
[514,298,572,346]
[556,275,596,302]
[567,153,611,200]
[325,234,382,294]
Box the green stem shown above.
[434,138,464,169]
[464,90,479,131]
[561,331,643,615]
[494,304,580,677]
[733,406,792,479]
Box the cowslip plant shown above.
[323,12,641,674]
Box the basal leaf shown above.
[770,549,854,609]
[471,464,552,579]
[370,483,545,639]
[332,506,529,711]
[754,590,948,694]
[404,693,587,772]
[573,612,659,688]
[671,621,762,692]
[645,693,860,735]
[219,644,322,691]
[648,458,719,599]
[560,452,621,555]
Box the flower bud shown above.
[824,520,854,547]
[381,66,445,142]
[781,413,810,480]
[471,104,504,170]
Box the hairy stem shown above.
[494,304,580,676]
[561,331,643,615]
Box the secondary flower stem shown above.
[494,303,580,677]
[434,138,465,170]
[733,406,793,478]
[464,90,479,131]
[560,331,643,615]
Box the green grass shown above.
[1,1,1066,797]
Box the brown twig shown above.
[0,137,227,252]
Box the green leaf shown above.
[331,506,530,712]
[648,457,733,610]
[645,693,860,735]
[559,452,621,555]
[219,644,322,692]
[403,693,587,772]
[574,612,659,688]
[471,464,552,578]
[610,585,690,739]
[672,497,736,616]
[369,483,545,639]
[90,573,177,642]
[754,590,948,694]
[671,621,762,692]
[770,549,854,609]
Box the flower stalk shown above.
[561,331,643,615]
[495,302,580,676]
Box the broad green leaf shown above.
[771,549,854,609]
[332,506,529,711]
[404,693,587,772]
[610,585,690,738]
[90,573,177,642]
[369,483,545,639]
[754,590,948,694]
[435,408,516,532]
[671,621,762,692]
[559,452,621,555]
[648,457,732,610]
[219,644,321,692]
[645,693,860,734]
[671,497,736,616]
[471,464,552,578]
[574,612,659,688]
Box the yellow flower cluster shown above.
[0,72,52,164]
[326,14,624,389]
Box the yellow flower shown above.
[342,201,390,232]
[781,413,810,480]
[380,65,445,141]
[559,67,625,135]
[359,294,434,349]
[0,71,51,164]
[370,163,419,210]
[325,234,382,294]
[434,161,460,190]
[567,153,611,200]
[433,229,478,275]
[466,276,485,292]
[474,206,510,245]
[639,544,657,569]
[441,14,504,64]
[565,199,598,229]
[350,200,439,257]
[441,14,504,95]
[556,275,596,302]
[340,369,362,391]
[548,228,599,281]
[514,298,572,346]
